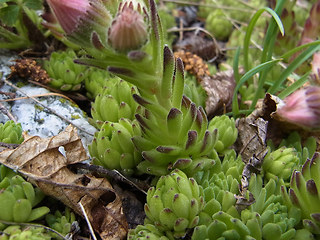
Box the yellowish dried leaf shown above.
[0,125,128,239]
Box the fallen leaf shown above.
[0,125,128,239]
[201,70,236,118]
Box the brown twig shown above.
[0,92,74,103]
[0,102,17,122]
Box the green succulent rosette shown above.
[281,153,320,234]
[273,131,317,166]
[43,49,88,91]
[0,225,51,240]
[0,174,49,223]
[144,169,204,238]
[45,207,76,237]
[192,211,258,240]
[208,115,238,155]
[127,224,169,240]
[57,1,218,177]
[183,73,207,110]
[0,121,24,144]
[195,151,244,227]
[262,147,300,183]
[205,9,233,41]
[84,68,117,99]
[240,174,300,240]
[89,118,142,175]
[91,79,139,125]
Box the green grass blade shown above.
[277,71,311,99]
[232,59,281,117]
[233,47,241,84]
[280,40,320,60]
[260,0,286,65]
[243,7,284,71]
[268,44,320,94]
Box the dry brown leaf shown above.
[0,125,128,239]
[201,70,236,118]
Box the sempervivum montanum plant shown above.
[43,49,88,91]
[91,78,139,125]
[281,153,320,235]
[207,115,238,155]
[0,120,24,144]
[144,169,204,239]
[45,207,76,236]
[45,0,218,176]
[262,147,300,184]
[88,118,143,175]
[0,173,49,223]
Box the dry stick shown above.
[79,202,97,240]
[71,163,148,195]
[0,93,74,103]
[2,79,94,136]
[0,102,17,122]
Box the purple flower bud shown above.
[276,86,320,129]
[108,1,148,52]
[46,0,91,34]
[46,0,112,46]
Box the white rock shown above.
[0,51,97,153]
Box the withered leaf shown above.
[201,70,236,118]
[0,125,128,240]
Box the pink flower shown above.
[46,0,91,34]
[276,86,320,129]
[108,1,148,52]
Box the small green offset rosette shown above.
[208,115,238,155]
[262,147,300,183]
[0,174,49,223]
[91,79,139,124]
[127,224,169,240]
[89,118,142,175]
[0,120,24,144]
[45,207,76,236]
[43,49,88,91]
[281,153,320,234]
[84,68,116,99]
[144,169,204,238]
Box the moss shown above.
[34,104,44,111]
[71,114,81,120]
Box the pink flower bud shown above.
[108,1,148,52]
[312,52,320,81]
[276,86,320,129]
[46,0,91,34]
[45,0,112,47]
